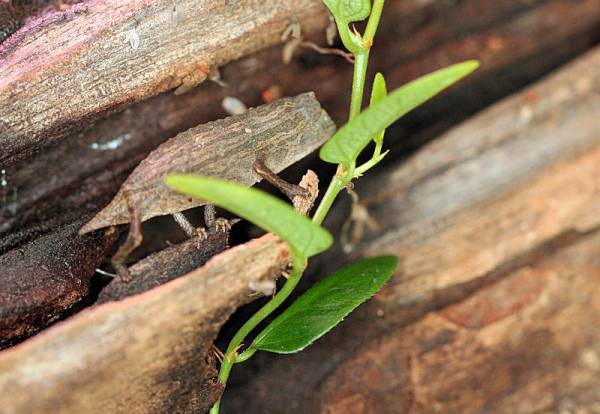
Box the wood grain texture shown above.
[0,0,329,164]
[80,93,334,232]
[223,46,600,413]
[0,234,290,414]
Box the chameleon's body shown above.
[80,93,334,280]
[80,92,335,234]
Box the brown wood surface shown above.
[1,1,600,412]
[0,0,329,164]
[222,46,600,413]
[96,229,229,304]
[0,220,117,347]
[0,234,290,414]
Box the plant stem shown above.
[349,49,369,121]
[312,175,345,226]
[210,4,387,412]
[364,0,385,42]
[210,255,306,414]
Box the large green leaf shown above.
[165,175,333,258]
[323,0,371,23]
[250,255,398,354]
[320,60,480,165]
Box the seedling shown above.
[166,1,479,411]
[80,93,334,280]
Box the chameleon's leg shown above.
[112,199,143,283]
[204,204,232,234]
[172,211,207,240]
[172,211,195,238]
[253,159,310,202]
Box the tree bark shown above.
[0,234,290,414]
[0,0,329,164]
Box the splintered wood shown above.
[80,93,335,233]
[0,234,290,414]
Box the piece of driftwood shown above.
[97,229,229,304]
[0,220,117,348]
[4,0,599,251]
[0,234,290,414]
[80,93,334,232]
[222,46,600,413]
[0,0,329,164]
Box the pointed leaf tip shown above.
[320,60,480,165]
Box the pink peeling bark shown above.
[0,0,329,164]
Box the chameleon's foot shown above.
[196,226,208,241]
[214,217,232,233]
[204,204,238,234]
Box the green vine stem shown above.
[210,254,306,414]
[210,2,385,412]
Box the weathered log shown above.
[0,1,597,412]
[0,220,117,348]
[222,45,600,413]
[0,234,290,414]
[4,0,599,251]
[0,1,84,43]
[0,0,329,164]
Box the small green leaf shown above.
[250,255,398,354]
[165,175,333,258]
[320,60,480,165]
[370,72,388,106]
[369,72,388,146]
[324,0,371,23]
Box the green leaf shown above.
[165,175,333,258]
[250,255,398,354]
[324,0,371,23]
[369,72,388,146]
[320,60,480,165]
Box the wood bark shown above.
[222,45,600,413]
[1,1,600,412]
[0,234,290,414]
[0,220,117,347]
[0,0,329,164]
[96,229,229,304]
